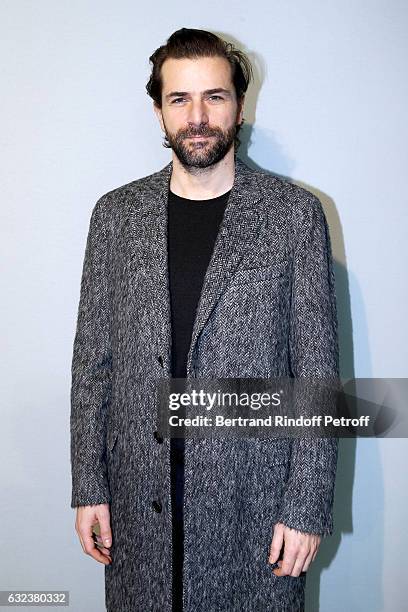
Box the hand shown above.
[75,503,112,565]
[268,522,321,577]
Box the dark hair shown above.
[146,28,253,151]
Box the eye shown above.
[171,95,224,104]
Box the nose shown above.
[187,99,209,131]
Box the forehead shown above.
[160,56,233,93]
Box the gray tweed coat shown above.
[70,155,339,611]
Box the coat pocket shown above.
[229,259,289,287]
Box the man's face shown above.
[154,56,244,169]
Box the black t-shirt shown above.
[168,186,231,378]
[167,186,231,456]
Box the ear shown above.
[153,103,165,132]
[237,95,245,125]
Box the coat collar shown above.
[132,155,265,376]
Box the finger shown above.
[79,534,111,563]
[301,549,315,573]
[269,524,284,564]
[94,544,112,557]
[93,534,108,547]
[86,530,112,564]
[88,546,112,565]
[290,547,309,577]
[273,544,296,576]
[78,520,111,565]
[93,535,112,556]
[82,529,110,562]
[97,509,113,549]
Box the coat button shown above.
[152,500,162,513]
[153,430,164,444]
[157,355,164,367]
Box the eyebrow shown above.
[165,88,232,101]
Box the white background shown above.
[1,1,407,610]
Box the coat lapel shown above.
[131,155,265,376]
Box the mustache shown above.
[182,129,219,138]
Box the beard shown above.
[163,122,237,170]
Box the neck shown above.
[169,148,235,200]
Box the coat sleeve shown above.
[275,193,339,536]
[70,195,113,508]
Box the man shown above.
[70,28,339,611]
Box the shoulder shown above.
[89,164,170,224]
[250,164,327,232]
[252,165,322,210]
[96,166,165,205]
[239,162,330,254]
